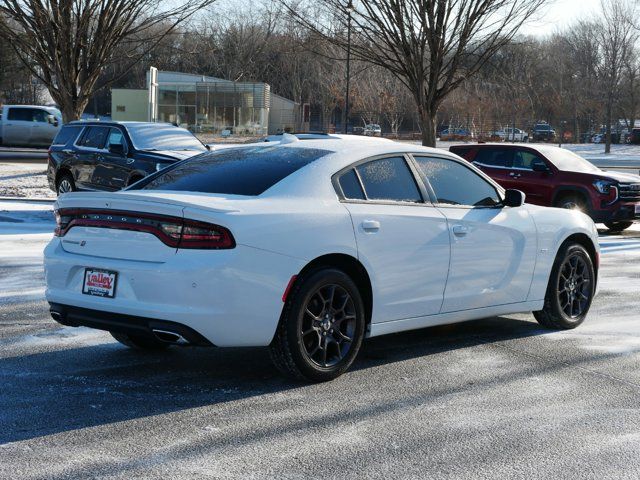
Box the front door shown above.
[500,149,555,206]
[337,156,451,323]
[413,155,537,312]
[100,127,132,190]
[75,126,110,189]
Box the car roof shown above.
[66,120,173,127]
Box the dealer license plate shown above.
[82,268,118,298]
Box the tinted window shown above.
[513,150,545,170]
[7,108,34,121]
[338,169,365,200]
[78,126,109,149]
[52,126,83,146]
[474,148,512,168]
[356,157,421,202]
[139,146,331,196]
[416,157,501,207]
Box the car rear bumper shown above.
[49,303,214,346]
[44,238,305,347]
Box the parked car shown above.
[494,127,528,142]
[440,128,473,141]
[45,136,598,381]
[450,143,640,232]
[364,124,382,136]
[47,121,208,195]
[532,123,556,142]
[0,105,62,147]
[629,128,640,144]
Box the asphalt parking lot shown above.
[1,202,640,479]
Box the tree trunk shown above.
[418,105,437,147]
[605,94,612,154]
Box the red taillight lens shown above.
[179,220,235,249]
[53,208,235,249]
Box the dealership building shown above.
[111,71,301,135]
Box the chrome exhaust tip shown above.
[151,329,190,345]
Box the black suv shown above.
[532,123,556,142]
[47,121,208,195]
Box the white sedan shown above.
[44,135,599,381]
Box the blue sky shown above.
[522,0,602,36]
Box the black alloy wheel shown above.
[534,243,595,329]
[269,268,365,382]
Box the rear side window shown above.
[355,157,421,203]
[415,156,501,207]
[78,126,109,149]
[7,108,34,121]
[474,148,513,168]
[338,169,365,200]
[53,126,83,146]
[139,146,331,196]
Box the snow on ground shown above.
[0,201,55,304]
[0,162,55,199]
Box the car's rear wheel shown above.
[534,243,595,329]
[604,221,633,232]
[269,268,366,382]
[111,332,171,350]
[56,173,75,195]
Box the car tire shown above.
[269,268,366,382]
[56,173,76,196]
[555,195,587,213]
[111,331,171,350]
[604,221,633,232]
[533,243,595,330]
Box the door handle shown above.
[452,225,468,237]
[509,172,521,178]
[361,220,380,232]
[126,157,135,164]
[97,154,104,161]
[62,149,74,154]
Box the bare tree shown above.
[0,0,215,122]
[285,0,546,146]
[595,0,637,153]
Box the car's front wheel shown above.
[534,243,595,329]
[604,221,633,232]
[269,268,366,382]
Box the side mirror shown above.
[531,160,550,173]
[504,189,525,207]
[47,115,59,127]
[108,143,126,156]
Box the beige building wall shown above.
[111,89,147,121]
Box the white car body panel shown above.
[44,137,600,347]
[345,202,450,321]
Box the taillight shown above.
[53,208,235,249]
[180,220,235,249]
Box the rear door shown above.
[338,155,451,322]
[3,107,33,145]
[470,147,513,189]
[413,155,537,312]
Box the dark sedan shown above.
[47,121,208,195]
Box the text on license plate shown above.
[82,268,118,298]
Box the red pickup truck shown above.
[450,143,640,232]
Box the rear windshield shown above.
[52,126,83,146]
[137,146,332,196]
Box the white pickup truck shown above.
[0,105,62,147]
[493,127,528,142]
